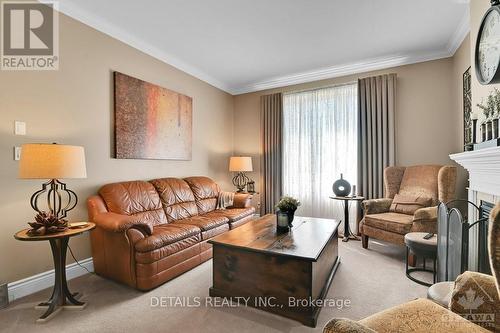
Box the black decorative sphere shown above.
[332,174,351,197]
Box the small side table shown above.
[404,232,437,287]
[330,196,365,242]
[14,222,95,323]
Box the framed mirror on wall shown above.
[463,67,473,151]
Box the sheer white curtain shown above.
[282,84,358,231]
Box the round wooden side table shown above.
[329,196,365,242]
[404,232,437,287]
[14,222,95,323]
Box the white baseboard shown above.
[7,258,94,302]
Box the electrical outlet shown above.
[14,146,21,161]
[14,121,26,135]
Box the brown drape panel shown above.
[357,74,396,199]
[260,93,283,215]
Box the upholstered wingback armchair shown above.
[323,202,500,333]
[360,165,457,249]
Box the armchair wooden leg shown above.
[361,234,369,249]
[408,253,417,267]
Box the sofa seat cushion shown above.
[135,238,201,264]
[199,224,229,240]
[204,207,256,223]
[135,224,201,252]
[172,215,230,240]
[172,215,228,231]
[364,212,413,235]
[359,298,489,333]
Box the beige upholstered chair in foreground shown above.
[360,165,457,250]
[323,203,500,333]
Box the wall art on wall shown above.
[463,67,472,151]
[114,72,192,160]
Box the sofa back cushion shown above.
[184,176,220,214]
[150,178,199,222]
[398,165,442,205]
[98,181,167,226]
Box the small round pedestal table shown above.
[14,222,95,323]
[404,232,437,287]
[330,196,365,242]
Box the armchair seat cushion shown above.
[203,207,256,223]
[135,224,201,252]
[364,212,413,235]
[359,298,488,333]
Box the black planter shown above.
[286,210,296,226]
[276,209,297,231]
[276,211,290,233]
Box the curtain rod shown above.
[283,81,357,96]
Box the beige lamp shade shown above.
[229,156,253,172]
[18,143,87,179]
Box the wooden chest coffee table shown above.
[208,214,340,327]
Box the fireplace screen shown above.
[437,200,490,282]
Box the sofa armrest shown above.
[231,193,252,208]
[450,271,499,322]
[323,318,376,333]
[93,212,153,236]
[362,198,393,215]
[411,206,438,233]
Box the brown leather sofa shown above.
[87,176,255,290]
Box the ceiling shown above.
[55,0,470,94]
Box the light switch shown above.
[14,146,22,161]
[14,121,26,135]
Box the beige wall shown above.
[452,34,472,199]
[0,9,234,283]
[234,56,468,199]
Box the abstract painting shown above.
[114,72,192,160]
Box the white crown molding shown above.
[446,6,470,56]
[47,1,470,96]
[7,258,93,302]
[47,1,233,94]
[232,49,454,94]
[233,13,471,95]
[450,147,500,197]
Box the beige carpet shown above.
[0,239,429,333]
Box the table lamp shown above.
[18,143,87,219]
[229,156,252,192]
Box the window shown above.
[282,83,358,225]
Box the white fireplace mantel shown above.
[450,146,500,197]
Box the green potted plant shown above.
[477,88,500,140]
[493,88,500,138]
[275,196,301,229]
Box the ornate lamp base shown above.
[232,172,250,192]
[30,179,78,219]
